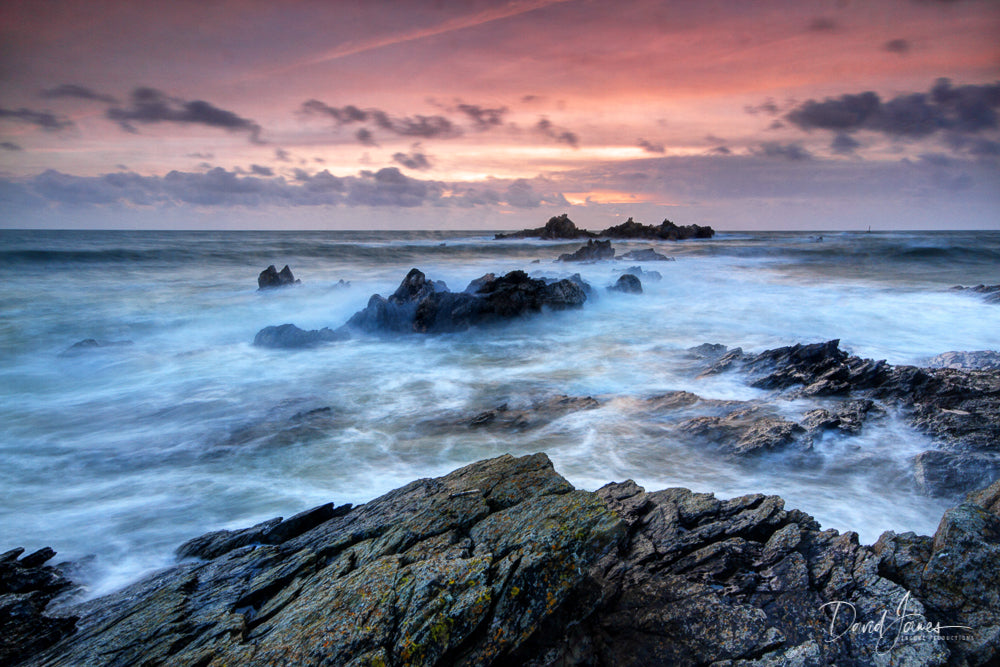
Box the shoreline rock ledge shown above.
[6,454,998,666]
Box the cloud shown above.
[754,142,812,160]
[0,107,74,131]
[535,117,579,148]
[301,99,460,142]
[39,84,117,104]
[346,167,442,207]
[274,148,291,162]
[807,17,839,32]
[1,141,23,151]
[250,164,273,176]
[392,145,432,170]
[637,138,665,154]
[106,88,263,143]
[744,98,781,116]
[831,132,861,154]
[883,39,911,55]
[455,103,508,129]
[785,79,1000,141]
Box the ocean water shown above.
[1,228,999,598]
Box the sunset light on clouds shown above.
[1,0,998,230]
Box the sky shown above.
[1,0,999,231]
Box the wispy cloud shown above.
[106,88,264,143]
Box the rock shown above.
[558,239,615,262]
[608,273,642,294]
[494,213,596,240]
[257,264,301,289]
[10,455,1000,665]
[253,323,348,349]
[680,408,807,456]
[462,395,601,431]
[620,265,662,281]
[619,248,673,261]
[58,339,133,357]
[926,350,1000,371]
[913,450,1000,497]
[700,340,1000,484]
[688,342,729,360]
[799,399,884,436]
[600,216,715,241]
[0,548,78,665]
[951,284,1000,304]
[344,268,588,335]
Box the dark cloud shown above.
[274,148,291,162]
[250,164,273,176]
[744,98,781,116]
[637,138,665,154]
[106,88,263,143]
[807,17,839,32]
[455,103,507,129]
[186,152,214,159]
[786,79,1000,141]
[301,99,459,142]
[709,146,731,155]
[39,84,117,104]
[392,146,432,170]
[754,142,812,160]
[0,107,74,131]
[1,141,23,151]
[347,167,442,207]
[535,117,579,148]
[884,39,911,55]
[831,132,861,154]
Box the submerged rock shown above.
[951,284,1000,304]
[608,273,643,294]
[620,265,662,281]
[926,350,1000,371]
[13,454,999,666]
[558,239,615,262]
[257,264,301,289]
[58,339,133,357]
[619,248,673,262]
[252,323,347,348]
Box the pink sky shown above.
[1,0,998,230]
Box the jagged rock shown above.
[0,548,78,665]
[951,284,1000,304]
[257,264,301,289]
[688,342,729,360]
[680,408,806,455]
[600,217,715,241]
[700,339,1000,494]
[9,456,1000,665]
[608,273,642,294]
[926,350,1000,371]
[494,213,596,240]
[345,268,589,335]
[253,323,348,349]
[800,399,884,436]
[913,450,1000,497]
[619,248,673,261]
[558,239,615,262]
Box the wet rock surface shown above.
[608,273,643,294]
[254,268,590,347]
[558,239,615,262]
[619,248,673,261]
[9,456,998,666]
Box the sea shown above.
[1,228,999,599]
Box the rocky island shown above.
[495,214,715,241]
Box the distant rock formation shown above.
[257,264,301,290]
[496,214,714,241]
[619,247,673,261]
[8,454,999,666]
[951,284,1000,304]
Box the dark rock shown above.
[913,450,1000,497]
[558,239,615,262]
[494,213,596,240]
[800,399,884,436]
[58,339,133,357]
[252,323,348,349]
[680,408,806,455]
[926,350,1000,371]
[619,248,673,261]
[344,268,588,335]
[608,273,642,294]
[600,216,715,241]
[951,284,1000,304]
[257,264,301,289]
[462,395,601,431]
[687,342,729,360]
[0,547,77,665]
[620,265,662,281]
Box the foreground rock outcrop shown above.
[7,454,998,666]
[255,268,590,347]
